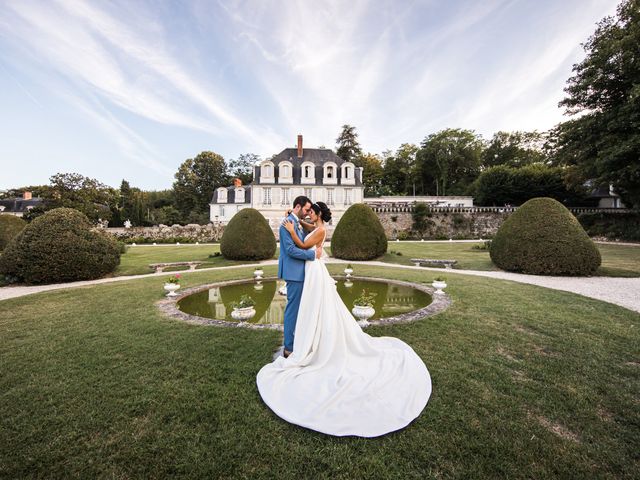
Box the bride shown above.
[256,202,431,437]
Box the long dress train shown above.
[256,235,431,437]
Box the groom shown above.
[279,195,322,358]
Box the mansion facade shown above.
[210,136,364,225]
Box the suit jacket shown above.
[278,213,315,282]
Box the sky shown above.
[0,0,620,191]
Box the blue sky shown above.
[0,0,619,191]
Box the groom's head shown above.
[292,195,312,219]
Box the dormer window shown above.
[341,162,356,185]
[235,187,245,203]
[301,161,315,184]
[277,160,293,184]
[260,161,275,183]
[323,162,338,185]
[217,187,228,203]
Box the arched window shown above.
[327,166,333,178]
[282,165,289,177]
[263,165,272,177]
[217,187,228,203]
[340,162,356,185]
[344,166,350,178]
[235,188,245,203]
[305,165,311,177]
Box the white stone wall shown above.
[209,202,251,223]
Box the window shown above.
[327,166,333,179]
[345,189,352,205]
[304,188,312,199]
[217,188,227,203]
[327,188,334,205]
[263,188,272,205]
[345,167,350,179]
[235,188,245,203]
[263,165,272,177]
[305,165,311,177]
[220,206,225,217]
[282,165,289,177]
[281,188,290,205]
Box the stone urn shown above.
[344,267,353,278]
[352,305,375,321]
[164,283,180,297]
[253,269,264,280]
[432,279,447,295]
[231,306,256,321]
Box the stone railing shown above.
[370,204,633,215]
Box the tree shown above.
[336,125,363,164]
[482,131,547,168]
[227,153,258,185]
[357,152,385,197]
[472,164,589,206]
[44,173,117,222]
[416,129,483,195]
[173,151,228,219]
[552,0,640,207]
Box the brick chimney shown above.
[23,191,32,200]
[233,178,242,187]
[297,134,303,158]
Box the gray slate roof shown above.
[210,186,252,205]
[0,197,43,213]
[256,148,363,186]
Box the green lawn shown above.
[115,244,270,276]
[373,241,640,277]
[1,265,638,478]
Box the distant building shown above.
[210,135,365,224]
[589,184,626,208]
[0,191,43,217]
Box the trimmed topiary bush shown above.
[220,208,276,260]
[0,214,27,251]
[331,203,388,260]
[490,197,601,276]
[0,208,121,284]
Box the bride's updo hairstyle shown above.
[311,202,332,222]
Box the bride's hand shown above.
[283,219,295,234]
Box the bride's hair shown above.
[311,202,332,222]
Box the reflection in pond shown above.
[177,279,432,324]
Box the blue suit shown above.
[278,213,315,352]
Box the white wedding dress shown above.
[256,230,432,437]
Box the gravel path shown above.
[1,258,639,314]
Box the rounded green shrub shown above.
[220,208,276,260]
[490,197,601,275]
[0,208,121,284]
[0,214,27,251]
[331,203,388,260]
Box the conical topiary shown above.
[490,197,601,275]
[0,214,27,251]
[220,208,276,260]
[331,203,388,260]
[0,208,121,284]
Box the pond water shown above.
[177,279,432,325]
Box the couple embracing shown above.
[256,196,432,437]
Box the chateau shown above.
[210,135,364,225]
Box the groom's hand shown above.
[315,246,323,259]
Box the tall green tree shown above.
[336,125,363,164]
[552,0,640,207]
[416,128,483,195]
[227,153,258,185]
[44,173,117,222]
[173,151,228,219]
[357,152,385,197]
[482,131,546,168]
